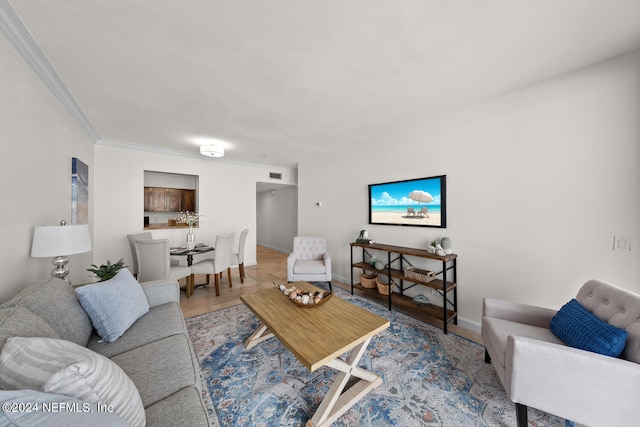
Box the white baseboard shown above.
[257,243,290,254]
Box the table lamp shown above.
[31,220,92,284]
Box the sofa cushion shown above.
[293,260,326,274]
[551,298,628,357]
[145,386,210,427]
[87,302,187,358]
[0,306,61,352]
[483,317,564,368]
[111,334,201,408]
[0,389,128,426]
[76,269,149,343]
[0,337,145,427]
[1,278,92,346]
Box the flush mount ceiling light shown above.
[200,144,224,158]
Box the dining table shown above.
[170,244,214,296]
[170,244,214,265]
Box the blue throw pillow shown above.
[550,298,628,357]
[76,269,149,342]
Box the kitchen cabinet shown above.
[144,187,196,213]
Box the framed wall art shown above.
[72,157,89,224]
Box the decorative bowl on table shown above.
[274,282,333,308]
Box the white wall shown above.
[0,34,94,302]
[297,51,640,329]
[256,187,298,252]
[144,171,197,190]
[93,145,296,274]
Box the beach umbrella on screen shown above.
[409,190,433,203]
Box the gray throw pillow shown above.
[0,306,61,352]
[1,279,92,346]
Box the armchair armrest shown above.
[323,252,331,278]
[287,252,297,282]
[483,298,556,328]
[140,279,179,307]
[506,335,640,427]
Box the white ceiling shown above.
[7,0,640,167]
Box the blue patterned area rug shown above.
[186,286,568,427]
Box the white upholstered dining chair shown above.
[287,236,332,290]
[126,232,152,278]
[133,238,193,295]
[230,229,249,283]
[190,232,235,296]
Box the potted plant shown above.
[86,258,127,281]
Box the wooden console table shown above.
[350,242,457,334]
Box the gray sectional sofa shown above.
[0,276,209,426]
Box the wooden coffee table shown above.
[240,281,390,427]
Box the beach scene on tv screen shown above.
[370,177,443,226]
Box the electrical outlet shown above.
[613,236,631,252]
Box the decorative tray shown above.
[274,282,333,308]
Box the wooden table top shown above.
[240,282,390,371]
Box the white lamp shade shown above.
[31,224,92,257]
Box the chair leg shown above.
[214,274,220,296]
[328,281,332,291]
[239,263,244,283]
[187,274,194,298]
[484,348,491,363]
[227,268,233,288]
[515,403,528,427]
[205,274,210,286]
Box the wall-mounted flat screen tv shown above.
[369,175,446,228]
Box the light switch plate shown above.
[613,236,631,252]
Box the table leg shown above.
[243,323,275,349]
[307,337,381,427]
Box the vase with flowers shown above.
[178,211,202,250]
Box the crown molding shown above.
[0,0,99,142]
[96,139,298,172]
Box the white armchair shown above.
[482,279,640,427]
[287,236,332,290]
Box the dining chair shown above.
[133,238,193,296]
[190,232,235,296]
[126,232,152,278]
[230,229,249,283]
